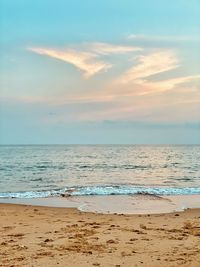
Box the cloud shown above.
[28,42,142,78]
[138,74,200,95]
[29,47,112,78]
[117,51,179,84]
[127,34,200,42]
[23,44,200,124]
[87,42,142,55]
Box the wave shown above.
[76,164,155,170]
[1,185,200,199]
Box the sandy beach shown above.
[1,203,200,267]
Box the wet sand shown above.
[1,194,200,214]
[0,203,200,267]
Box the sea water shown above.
[0,145,200,198]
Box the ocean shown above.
[0,145,200,198]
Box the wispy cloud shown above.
[138,74,200,95]
[29,47,112,78]
[117,51,179,84]
[127,34,200,42]
[24,44,200,124]
[11,92,116,106]
[87,42,142,55]
[28,42,141,78]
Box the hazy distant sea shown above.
[0,145,200,198]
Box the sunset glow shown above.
[1,0,200,144]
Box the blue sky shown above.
[0,0,200,144]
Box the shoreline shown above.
[0,194,200,215]
[1,203,200,267]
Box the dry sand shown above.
[0,204,200,267]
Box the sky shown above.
[0,0,200,144]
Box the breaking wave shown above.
[1,185,200,199]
